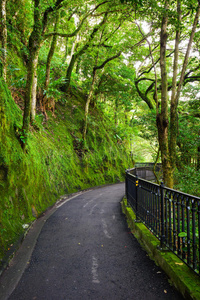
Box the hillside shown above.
[0,79,133,265]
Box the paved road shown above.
[3,183,182,300]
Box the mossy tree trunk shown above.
[0,0,7,81]
[157,0,173,188]
[83,69,98,142]
[30,54,39,122]
[169,0,181,176]
[169,1,200,175]
[40,11,60,118]
[45,11,60,90]
[197,144,200,171]
[22,0,42,135]
[115,98,119,126]
[22,0,65,143]
[157,1,200,188]
[133,1,200,187]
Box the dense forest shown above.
[1,0,200,264]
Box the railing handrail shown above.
[134,162,162,167]
[127,168,200,201]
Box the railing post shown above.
[160,182,165,249]
[125,169,128,201]
[135,175,139,221]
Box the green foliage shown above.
[0,80,133,263]
[120,0,143,6]
[44,77,66,101]
[174,166,200,197]
[17,128,29,144]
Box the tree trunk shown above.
[115,98,119,126]
[169,0,181,174]
[83,69,98,142]
[62,38,68,64]
[68,35,79,65]
[45,11,60,90]
[82,48,121,141]
[197,146,200,171]
[157,0,173,188]
[40,11,60,118]
[22,0,42,136]
[0,0,7,81]
[23,49,39,135]
[30,54,39,122]
[170,2,200,174]
[63,53,77,92]
[22,0,65,148]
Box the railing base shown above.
[134,219,142,223]
[157,245,170,252]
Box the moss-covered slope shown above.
[0,80,133,263]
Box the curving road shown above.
[3,183,182,300]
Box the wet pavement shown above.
[1,183,183,300]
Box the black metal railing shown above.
[134,162,162,169]
[125,168,200,275]
[130,163,162,181]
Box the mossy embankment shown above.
[0,79,133,265]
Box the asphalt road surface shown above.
[4,183,183,300]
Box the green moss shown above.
[0,80,133,264]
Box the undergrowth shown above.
[174,166,200,197]
[0,80,133,263]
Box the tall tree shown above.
[156,0,172,187]
[39,10,60,119]
[22,0,66,146]
[169,1,200,179]
[132,0,200,187]
[83,50,121,141]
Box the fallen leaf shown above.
[175,262,183,265]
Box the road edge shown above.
[0,189,89,300]
[0,182,124,300]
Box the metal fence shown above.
[130,163,162,182]
[134,162,162,169]
[125,169,200,275]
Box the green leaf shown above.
[178,232,187,238]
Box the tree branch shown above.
[42,0,66,33]
[93,52,121,73]
[175,2,200,105]
[45,1,109,39]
